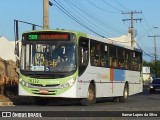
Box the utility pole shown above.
[122,11,142,47]
[43,0,49,29]
[148,33,160,77]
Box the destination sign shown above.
[26,32,70,41]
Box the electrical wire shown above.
[53,0,133,44]
[51,0,155,59]
[64,0,123,36]
[64,0,116,36]
[87,0,119,13]
[52,0,140,45]
[53,0,106,38]
[114,0,130,11]
[136,41,154,58]
[102,0,122,12]
[136,13,160,59]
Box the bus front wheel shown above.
[80,83,96,106]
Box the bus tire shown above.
[34,97,49,105]
[119,83,129,103]
[80,83,96,106]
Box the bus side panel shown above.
[77,66,125,98]
[77,66,142,98]
[95,68,125,97]
[126,71,143,95]
[95,82,124,97]
[77,81,90,98]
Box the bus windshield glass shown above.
[20,43,77,73]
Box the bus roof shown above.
[23,29,84,35]
[23,29,142,52]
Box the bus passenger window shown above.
[101,56,106,67]
[90,41,100,67]
[109,46,117,68]
[112,59,117,67]
[90,41,108,67]
[100,45,108,67]
[95,44,101,66]
[110,57,117,68]
[125,51,131,69]
[110,57,112,67]
[94,57,100,66]
[117,49,125,69]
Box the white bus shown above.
[16,29,143,105]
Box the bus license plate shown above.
[39,89,49,94]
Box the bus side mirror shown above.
[14,42,19,57]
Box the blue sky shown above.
[1,0,160,61]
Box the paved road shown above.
[0,89,160,120]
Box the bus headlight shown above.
[59,78,76,88]
[150,85,153,88]
[20,78,30,87]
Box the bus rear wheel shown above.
[80,83,96,106]
[119,83,129,103]
[34,97,49,105]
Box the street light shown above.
[49,1,53,6]
[153,26,158,29]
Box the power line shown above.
[136,24,155,55]
[52,1,129,44]
[53,0,106,38]
[52,0,152,57]
[122,11,142,47]
[102,0,122,12]
[63,0,117,37]
[120,11,154,58]
[87,0,119,13]
[58,0,108,37]
[64,0,124,36]
[135,41,154,58]
[134,13,159,59]
[148,34,160,77]
[51,0,157,62]
[142,13,155,35]
[52,0,144,46]
[114,0,130,11]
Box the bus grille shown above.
[30,83,60,89]
[31,89,57,95]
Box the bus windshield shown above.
[20,42,77,73]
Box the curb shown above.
[0,95,14,106]
[0,101,14,106]
[0,95,35,105]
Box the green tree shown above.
[143,60,160,77]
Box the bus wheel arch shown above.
[80,80,96,106]
[119,82,129,103]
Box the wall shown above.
[0,57,18,95]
